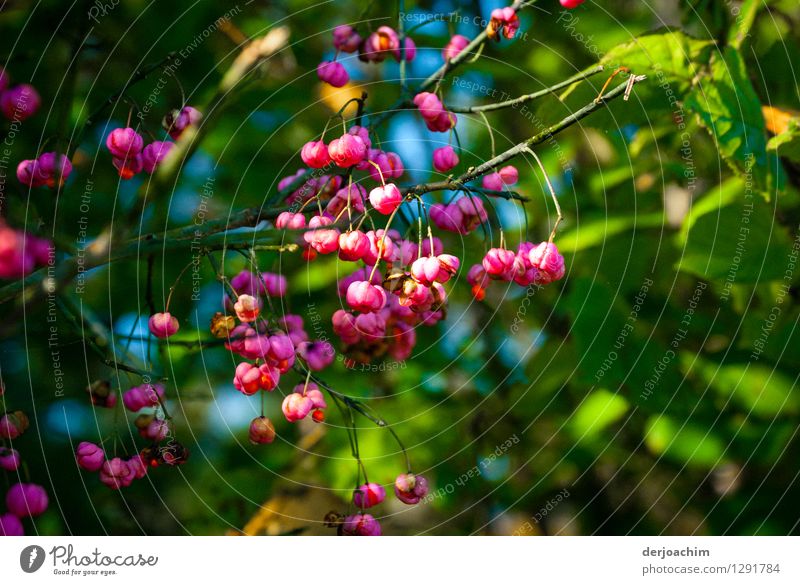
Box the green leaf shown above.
[558,212,664,253]
[644,415,727,468]
[676,178,792,283]
[767,117,800,163]
[727,0,759,50]
[681,354,800,417]
[684,47,782,200]
[570,389,629,439]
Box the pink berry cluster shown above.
[103,106,198,180]
[487,6,521,41]
[317,25,417,88]
[338,472,429,536]
[0,220,53,279]
[413,92,457,133]
[0,409,49,536]
[469,241,566,301]
[17,152,72,188]
[0,68,40,122]
[75,442,148,490]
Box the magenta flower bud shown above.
[333,25,362,53]
[99,458,134,490]
[164,106,202,139]
[498,165,519,185]
[443,34,470,60]
[297,341,335,371]
[482,248,517,279]
[353,482,386,508]
[338,230,370,262]
[145,419,169,442]
[560,0,585,8]
[482,172,504,191]
[368,183,402,215]
[16,159,47,188]
[425,110,457,133]
[106,127,144,159]
[126,454,148,480]
[75,442,105,472]
[37,152,72,188]
[0,513,23,536]
[301,140,332,168]
[230,270,265,296]
[249,416,276,444]
[0,447,21,471]
[267,333,295,367]
[354,311,386,342]
[122,383,164,412]
[282,392,313,423]
[397,36,416,62]
[328,134,367,167]
[413,92,444,121]
[0,84,40,121]
[6,483,48,517]
[529,242,565,283]
[332,309,360,344]
[394,473,429,504]
[149,312,179,338]
[432,146,459,173]
[275,211,306,229]
[141,141,174,173]
[346,281,387,313]
[317,61,349,88]
[241,333,271,361]
[342,513,381,536]
[262,272,287,297]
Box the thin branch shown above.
[448,65,605,113]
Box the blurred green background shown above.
[1,0,800,535]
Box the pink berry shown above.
[398,36,417,62]
[122,383,164,412]
[432,146,459,173]
[394,473,429,504]
[0,447,21,471]
[126,454,148,479]
[328,134,367,167]
[112,154,143,180]
[498,165,519,185]
[0,513,23,536]
[342,513,381,536]
[16,159,46,188]
[410,256,441,286]
[353,482,386,508]
[99,458,134,490]
[163,106,202,139]
[149,312,179,338]
[275,211,306,229]
[413,92,444,121]
[37,152,72,188]
[443,34,470,60]
[0,84,40,120]
[296,341,335,371]
[303,217,341,255]
[346,281,387,313]
[75,442,105,472]
[528,242,565,283]
[234,294,261,323]
[249,416,276,444]
[262,272,287,297]
[482,248,517,280]
[354,312,386,342]
[333,25,362,53]
[106,127,144,159]
[361,26,399,62]
[338,230,370,262]
[282,392,313,423]
[0,412,28,440]
[560,0,585,7]
[141,141,174,173]
[6,483,48,517]
[332,309,360,344]
[301,139,332,168]
[317,61,349,88]
[482,172,504,191]
[368,183,403,215]
[436,254,460,283]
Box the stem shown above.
[525,147,562,242]
[448,65,605,113]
